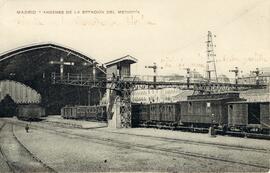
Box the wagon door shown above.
[248,103,260,125]
[260,103,270,130]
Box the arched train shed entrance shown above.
[0,43,106,114]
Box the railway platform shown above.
[43,115,107,129]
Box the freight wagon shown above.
[180,93,244,128]
[131,103,150,126]
[17,104,45,121]
[131,92,269,135]
[227,101,270,134]
[61,105,107,121]
[132,103,181,127]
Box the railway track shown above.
[45,128,270,170]
[9,120,269,171]
[140,123,270,140]
[43,118,270,140]
[42,120,269,153]
[0,122,57,173]
[0,123,14,173]
[96,129,269,153]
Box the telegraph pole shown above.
[206,31,218,82]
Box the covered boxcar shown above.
[227,101,270,133]
[61,106,77,119]
[131,103,150,126]
[159,103,181,123]
[61,106,76,119]
[17,104,45,121]
[132,103,181,127]
[180,93,244,127]
[149,104,160,122]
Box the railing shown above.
[51,72,269,88]
[51,72,106,86]
[123,75,269,85]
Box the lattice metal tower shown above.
[206,31,218,82]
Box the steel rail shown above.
[0,122,57,173]
[8,120,270,170]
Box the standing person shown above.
[25,124,29,133]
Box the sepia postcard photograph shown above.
[0,0,269,172]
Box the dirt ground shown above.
[0,118,269,172]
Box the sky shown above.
[0,0,269,78]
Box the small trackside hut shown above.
[105,55,138,79]
[180,93,245,128]
[227,101,270,134]
[105,55,138,128]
